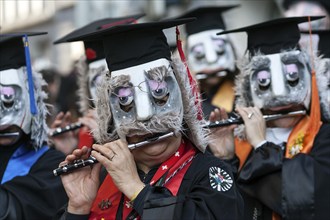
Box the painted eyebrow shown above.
[145,65,171,80]
[251,56,271,70]
[281,52,302,64]
[211,35,227,41]
[108,74,131,92]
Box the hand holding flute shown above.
[49,110,98,155]
[53,132,176,176]
[49,112,79,155]
[206,107,307,157]
[58,140,146,215]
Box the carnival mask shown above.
[187,30,236,79]
[248,50,311,110]
[88,59,107,102]
[108,58,183,139]
[0,67,32,135]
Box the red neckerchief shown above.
[78,127,94,149]
[89,139,197,220]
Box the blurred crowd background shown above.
[1,0,329,125]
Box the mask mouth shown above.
[0,125,23,146]
[262,104,305,115]
[126,132,169,144]
[195,68,228,80]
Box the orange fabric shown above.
[211,79,235,113]
[272,212,281,220]
[235,139,253,171]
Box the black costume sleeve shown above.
[0,148,68,219]
[133,152,244,220]
[237,123,330,219]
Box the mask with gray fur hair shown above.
[93,57,209,152]
[234,49,317,139]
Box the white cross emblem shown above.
[175,151,180,157]
[162,165,168,170]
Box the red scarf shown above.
[78,127,94,149]
[89,139,197,220]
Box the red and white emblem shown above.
[209,167,233,192]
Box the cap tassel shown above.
[306,16,321,137]
[285,17,322,158]
[23,35,38,115]
[176,26,203,120]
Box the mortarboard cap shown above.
[0,32,47,115]
[0,32,46,71]
[69,18,195,72]
[310,30,330,58]
[317,30,330,58]
[54,14,145,64]
[177,5,239,36]
[217,16,324,55]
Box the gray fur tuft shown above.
[30,70,49,149]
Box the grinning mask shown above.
[187,29,236,77]
[177,5,238,79]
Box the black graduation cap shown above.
[54,14,145,64]
[69,18,195,72]
[308,30,330,58]
[316,30,330,58]
[0,32,47,115]
[177,5,239,36]
[0,32,46,71]
[217,16,325,55]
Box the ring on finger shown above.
[248,112,254,119]
[109,152,116,161]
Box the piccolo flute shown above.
[203,110,306,128]
[48,122,83,137]
[53,131,176,176]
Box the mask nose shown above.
[134,83,153,121]
[204,41,218,64]
[269,55,286,97]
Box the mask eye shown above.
[1,86,15,108]
[256,70,271,90]
[115,87,133,106]
[91,73,102,88]
[191,44,205,60]
[213,38,225,55]
[285,64,299,85]
[149,80,168,99]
